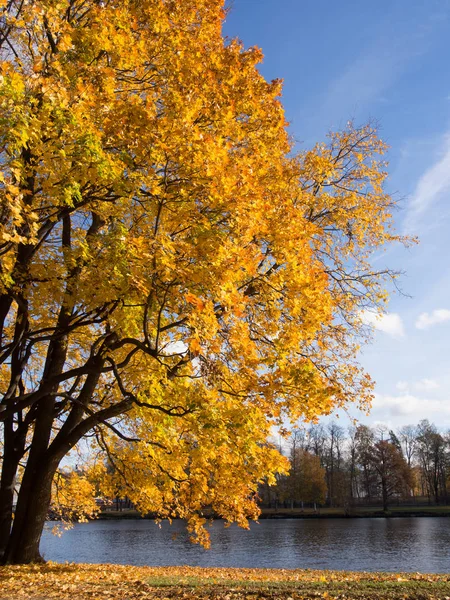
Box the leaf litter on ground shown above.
[1,564,450,600]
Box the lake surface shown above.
[40,517,450,573]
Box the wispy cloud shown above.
[415,309,450,330]
[403,133,450,233]
[360,310,405,338]
[317,5,445,134]
[396,378,439,392]
[371,392,450,426]
[318,46,407,134]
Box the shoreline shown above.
[95,506,450,520]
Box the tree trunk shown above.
[2,388,58,564]
[3,458,58,564]
[0,452,18,560]
[2,373,104,564]
[382,479,389,512]
[0,294,13,346]
[0,416,26,562]
[3,272,75,563]
[434,479,439,505]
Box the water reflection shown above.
[40,517,450,573]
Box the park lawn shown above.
[1,564,450,600]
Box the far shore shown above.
[94,505,450,520]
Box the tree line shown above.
[260,420,450,512]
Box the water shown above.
[40,517,450,573]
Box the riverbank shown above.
[260,506,450,518]
[97,505,450,519]
[1,564,449,599]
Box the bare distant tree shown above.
[398,425,419,468]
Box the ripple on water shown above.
[40,517,450,573]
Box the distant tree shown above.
[416,421,448,504]
[285,428,309,509]
[369,439,412,511]
[307,424,327,458]
[389,430,402,452]
[347,426,360,502]
[289,449,327,509]
[355,425,378,502]
[398,425,419,468]
[323,421,345,507]
[290,428,309,454]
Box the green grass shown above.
[143,574,450,599]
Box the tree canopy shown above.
[0,0,404,564]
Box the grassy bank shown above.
[97,505,450,519]
[260,506,450,518]
[1,564,450,600]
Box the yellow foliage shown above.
[51,470,99,529]
[0,0,409,559]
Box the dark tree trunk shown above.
[4,246,75,563]
[381,479,389,512]
[0,294,13,346]
[434,479,439,505]
[0,463,16,561]
[0,453,18,560]
[1,192,116,563]
[2,392,56,563]
[2,369,105,564]
[0,416,26,562]
[3,458,59,564]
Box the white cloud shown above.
[360,310,405,338]
[395,380,409,392]
[395,378,439,393]
[415,309,450,330]
[163,340,188,355]
[404,133,450,232]
[414,378,439,392]
[371,392,450,427]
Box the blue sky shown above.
[223,0,450,430]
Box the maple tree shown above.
[0,0,405,564]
